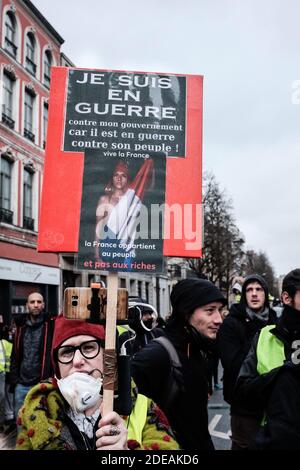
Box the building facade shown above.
[0,0,182,325]
[0,0,65,322]
[60,254,172,319]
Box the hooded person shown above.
[218,273,277,450]
[235,268,300,449]
[131,278,227,450]
[239,274,270,318]
[119,302,164,356]
[15,315,179,451]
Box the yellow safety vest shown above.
[256,325,286,426]
[0,339,12,373]
[114,334,149,445]
[256,325,285,375]
[126,393,149,445]
[117,325,129,336]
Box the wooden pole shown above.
[102,271,118,416]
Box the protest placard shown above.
[38,67,203,262]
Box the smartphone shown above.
[64,286,128,321]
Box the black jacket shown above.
[235,305,300,449]
[8,313,55,387]
[254,366,300,449]
[218,302,277,416]
[131,327,214,450]
[119,327,164,356]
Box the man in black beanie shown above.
[131,278,226,450]
[235,268,300,449]
[218,274,277,450]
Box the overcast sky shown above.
[34,0,300,276]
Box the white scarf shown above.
[67,408,100,439]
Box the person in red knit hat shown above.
[15,315,179,451]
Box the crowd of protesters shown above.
[0,268,299,450]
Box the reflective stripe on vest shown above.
[0,339,12,373]
[126,393,149,445]
[256,325,285,375]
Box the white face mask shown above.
[57,372,103,413]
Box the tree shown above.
[243,250,278,297]
[188,173,245,296]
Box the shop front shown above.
[0,257,60,326]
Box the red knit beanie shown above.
[51,315,105,377]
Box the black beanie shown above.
[282,269,300,292]
[170,278,226,322]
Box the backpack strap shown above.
[152,336,184,411]
[153,336,181,369]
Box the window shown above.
[145,282,149,302]
[4,12,17,58]
[23,168,34,230]
[0,158,13,223]
[169,264,181,278]
[43,102,48,148]
[24,90,35,142]
[130,279,135,295]
[43,51,52,88]
[138,280,142,298]
[25,33,36,76]
[2,73,15,129]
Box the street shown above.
[208,386,231,450]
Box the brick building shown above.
[0,1,178,325]
[0,0,69,322]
